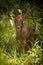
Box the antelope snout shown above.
[17,26,20,29]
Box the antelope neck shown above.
[16,25,23,36]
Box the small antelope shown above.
[13,14,38,53]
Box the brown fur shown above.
[14,14,37,53]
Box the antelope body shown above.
[14,14,37,53]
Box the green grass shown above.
[0,41,43,65]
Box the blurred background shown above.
[0,0,43,65]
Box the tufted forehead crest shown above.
[14,14,23,22]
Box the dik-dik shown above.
[14,14,37,53]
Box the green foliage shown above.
[0,17,18,55]
[0,18,43,65]
[0,41,43,65]
[0,3,43,65]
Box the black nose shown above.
[17,27,20,29]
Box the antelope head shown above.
[14,14,23,32]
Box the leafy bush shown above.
[0,41,43,65]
